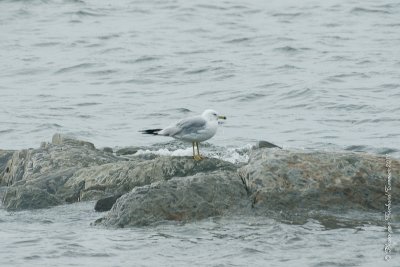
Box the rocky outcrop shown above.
[0,134,238,211]
[98,148,399,227]
[239,148,400,212]
[0,134,398,228]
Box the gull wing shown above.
[159,116,207,137]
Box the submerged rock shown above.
[239,148,399,212]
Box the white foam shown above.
[135,145,251,164]
[208,146,251,164]
[135,147,193,157]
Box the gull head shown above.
[202,109,227,122]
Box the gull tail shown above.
[140,128,163,135]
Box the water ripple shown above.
[351,7,391,14]
[272,12,306,18]
[279,88,312,100]
[76,102,100,107]
[69,9,106,17]
[54,63,98,74]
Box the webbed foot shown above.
[193,155,204,161]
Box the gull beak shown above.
[218,115,227,120]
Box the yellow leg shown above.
[193,142,203,161]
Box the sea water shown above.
[1,0,399,266]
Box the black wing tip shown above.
[140,129,162,135]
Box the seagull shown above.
[140,109,227,160]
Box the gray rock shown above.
[94,194,123,212]
[0,150,14,185]
[98,170,250,227]
[0,186,7,208]
[1,134,121,210]
[238,148,400,212]
[115,147,139,156]
[52,133,95,149]
[255,140,282,149]
[3,185,63,211]
[3,137,119,187]
[102,147,114,153]
[1,133,237,211]
[3,132,399,229]
[59,156,237,203]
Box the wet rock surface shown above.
[254,140,282,149]
[0,150,14,184]
[60,154,237,203]
[0,134,398,227]
[239,148,399,212]
[94,194,123,212]
[98,170,250,227]
[4,185,64,211]
[1,134,120,210]
[115,147,140,156]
